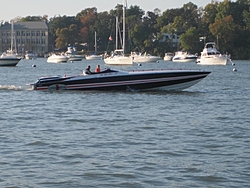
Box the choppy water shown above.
[0,58,250,188]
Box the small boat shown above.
[104,50,133,65]
[172,51,197,62]
[0,52,21,66]
[164,52,174,61]
[131,52,161,63]
[65,46,84,61]
[0,21,21,66]
[47,53,68,63]
[196,42,228,65]
[85,54,103,60]
[25,51,37,60]
[85,31,103,60]
[30,68,210,91]
[104,2,133,65]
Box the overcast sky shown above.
[1,0,216,21]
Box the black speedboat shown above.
[30,68,210,91]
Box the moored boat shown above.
[30,68,210,91]
[65,46,84,61]
[47,53,68,63]
[164,52,174,61]
[131,52,161,63]
[172,51,197,62]
[25,51,37,60]
[0,52,21,66]
[0,21,21,66]
[196,42,229,65]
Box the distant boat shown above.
[131,52,161,63]
[86,31,103,60]
[104,1,133,65]
[164,52,174,61]
[196,42,228,65]
[85,54,103,60]
[172,51,197,62]
[0,21,21,66]
[25,51,37,60]
[47,53,68,63]
[65,47,84,61]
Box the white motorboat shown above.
[85,54,103,60]
[172,51,197,62]
[164,52,174,61]
[30,68,210,91]
[131,52,161,63]
[47,53,68,63]
[0,22,21,66]
[65,47,84,61]
[25,51,37,60]
[104,2,133,65]
[196,42,228,65]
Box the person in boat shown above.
[95,65,100,73]
[85,65,92,74]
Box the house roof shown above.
[0,21,48,30]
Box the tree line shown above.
[2,0,250,59]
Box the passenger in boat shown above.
[95,65,100,73]
[85,65,92,74]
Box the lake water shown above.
[0,58,249,187]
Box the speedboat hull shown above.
[31,69,210,91]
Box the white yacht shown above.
[196,42,228,65]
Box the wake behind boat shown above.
[30,68,210,91]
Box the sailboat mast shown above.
[116,16,118,50]
[11,21,14,53]
[122,0,126,55]
[94,31,97,53]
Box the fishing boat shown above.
[30,68,210,91]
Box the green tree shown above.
[179,27,200,53]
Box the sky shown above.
[1,0,215,22]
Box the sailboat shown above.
[86,31,103,60]
[104,0,133,65]
[0,21,21,66]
